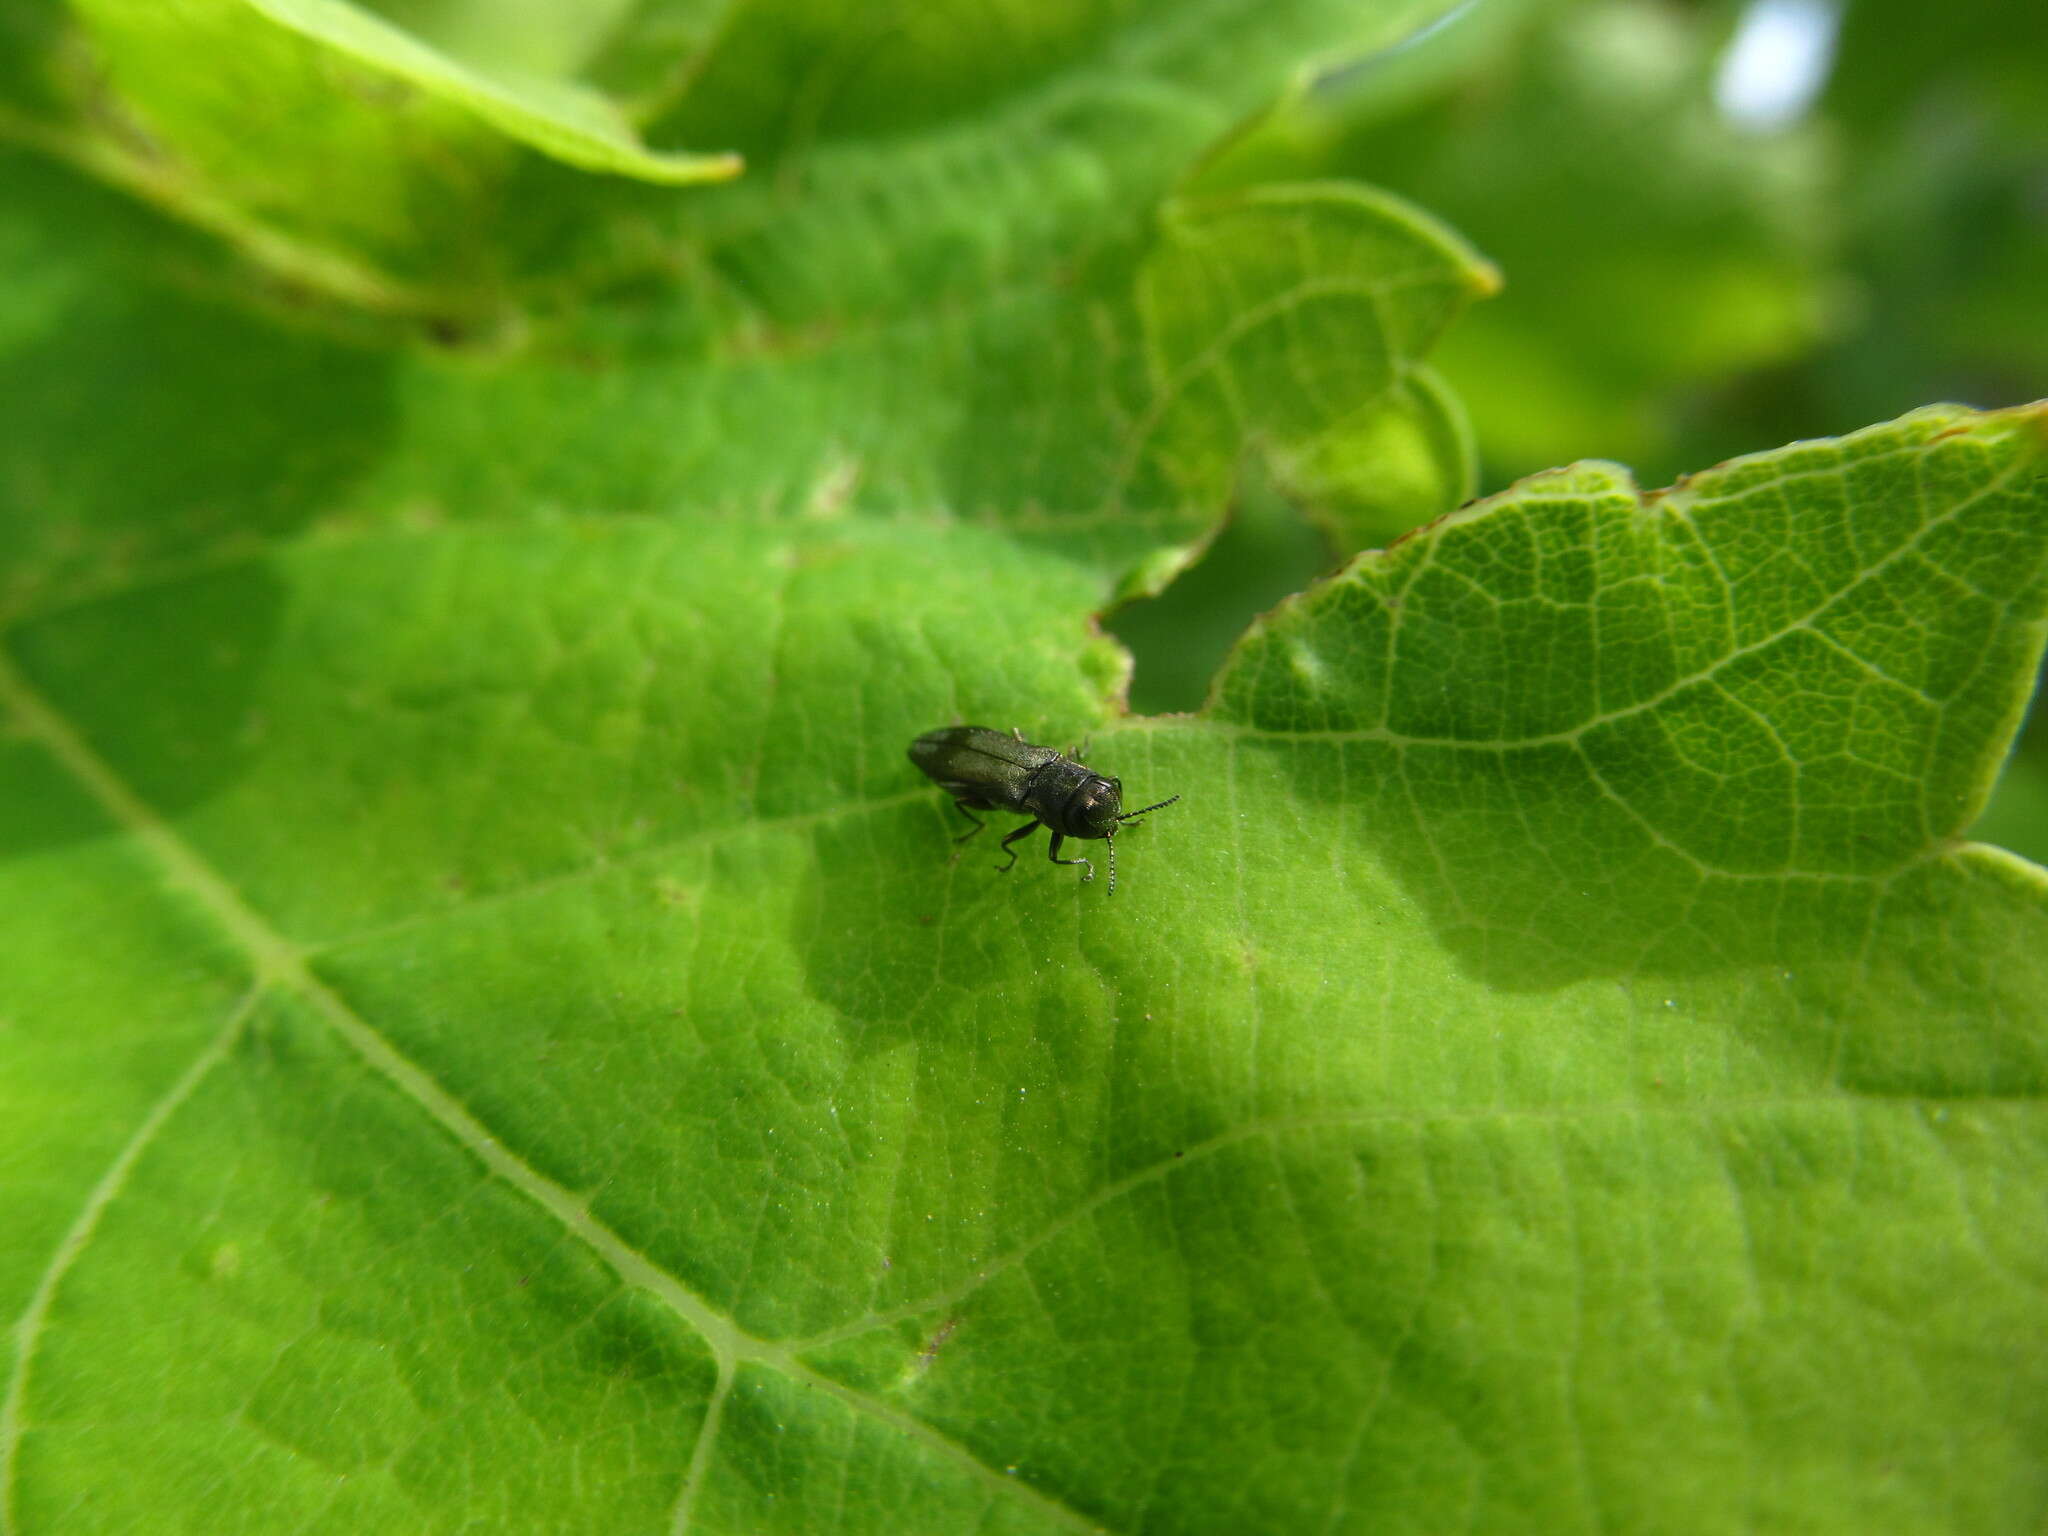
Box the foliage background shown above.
[1,0,2044,1532]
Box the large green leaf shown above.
[6,366,2044,1527]
[3,7,2047,1531]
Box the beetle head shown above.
[1069,775,1125,837]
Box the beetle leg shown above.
[1046,832,1095,884]
[996,820,1039,873]
[950,799,987,843]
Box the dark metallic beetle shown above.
[908,725,1179,894]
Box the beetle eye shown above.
[1081,785,1121,828]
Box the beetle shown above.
[908,725,1179,894]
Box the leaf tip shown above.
[642,149,745,186]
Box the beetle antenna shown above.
[1117,793,1180,823]
[1107,831,1116,896]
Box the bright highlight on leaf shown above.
[239,0,741,184]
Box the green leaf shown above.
[4,11,2047,1529]
[1137,187,1493,560]
[7,376,2045,1525]
[1213,405,2048,993]
[15,0,729,312]
[9,0,1460,320]
[53,0,738,188]
[238,0,740,179]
